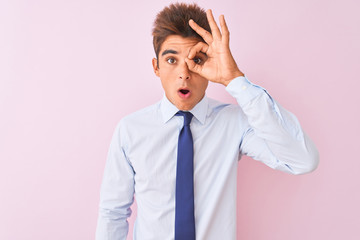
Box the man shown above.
[96,3,319,240]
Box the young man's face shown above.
[152,35,209,111]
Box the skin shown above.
[152,9,244,111]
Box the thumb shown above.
[185,57,202,74]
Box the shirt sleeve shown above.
[225,75,319,175]
[96,120,135,239]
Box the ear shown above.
[152,58,160,77]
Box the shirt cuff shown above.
[225,75,267,107]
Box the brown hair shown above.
[152,3,211,63]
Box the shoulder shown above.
[207,97,248,123]
[207,97,241,115]
[117,100,161,130]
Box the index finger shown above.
[189,19,213,44]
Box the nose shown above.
[178,61,190,80]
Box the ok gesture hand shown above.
[185,10,244,86]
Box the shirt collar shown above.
[160,93,208,125]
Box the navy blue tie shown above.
[175,111,196,240]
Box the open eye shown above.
[193,57,202,64]
[166,58,176,64]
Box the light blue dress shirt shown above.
[96,76,319,240]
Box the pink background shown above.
[0,0,359,239]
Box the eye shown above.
[193,57,203,64]
[166,58,176,64]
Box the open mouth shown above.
[178,88,191,99]
[179,89,189,94]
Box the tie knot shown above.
[176,111,193,126]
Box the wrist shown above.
[222,70,244,86]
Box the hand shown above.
[185,9,244,86]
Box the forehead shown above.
[160,35,201,55]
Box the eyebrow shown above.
[161,49,178,56]
[198,51,207,57]
[161,49,208,57]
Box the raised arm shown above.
[226,76,319,174]
[96,120,135,239]
[186,9,319,174]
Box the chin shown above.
[169,93,199,111]
[178,106,192,111]
[176,101,195,111]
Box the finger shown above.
[206,9,221,40]
[219,14,230,44]
[189,19,213,44]
[185,57,202,75]
[187,42,209,60]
